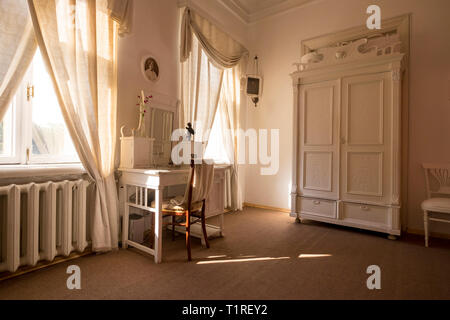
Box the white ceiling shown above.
[219,0,315,23]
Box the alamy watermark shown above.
[366,5,381,30]
[66,265,81,290]
[171,122,279,176]
[366,265,381,290]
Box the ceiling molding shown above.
[217,0,249,24]
[218,0,316,24]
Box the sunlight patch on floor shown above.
[298,254,332,258]
[197,256,290,264]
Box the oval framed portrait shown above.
[142,55,160,82]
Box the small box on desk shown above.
[120,136,155,168]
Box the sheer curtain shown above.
[216,65,245,210]
[180,7,248,211]
[27,0,127,251]
[180,35,224,143]
[0,0,37,121]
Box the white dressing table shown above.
[119,165,229,263]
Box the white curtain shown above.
[27,0,122,252]
[180,7,248,211]
[0,0,37,121]
[180,7,248,68]
[216,65,245,210]
[180,35,224,143]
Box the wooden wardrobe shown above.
[290,36,405,238]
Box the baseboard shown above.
[0,249,93,282]
[244,202,290,213]
[406,228,450,240]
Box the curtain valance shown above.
[107,0,132,36]
[180,7,248,69]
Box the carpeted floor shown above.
[0,207,449,300]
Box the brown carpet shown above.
[0,207,449,300]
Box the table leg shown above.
[154,187,163,263]
[219,213,224,237]
[122,200,129,249]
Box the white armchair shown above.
[421,163,450,247]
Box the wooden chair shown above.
[153,159,214,261]
[422,163,450,247]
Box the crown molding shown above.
[218,0,316,24]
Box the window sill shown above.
[0,163,86,184]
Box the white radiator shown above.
[0,179,89,273]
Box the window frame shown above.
[0,94,23,164]
[0,52,80,165]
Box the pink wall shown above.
[117,0,180,137]
[117,0,248,136]
[116,0,249,174]
[245,0,450,235]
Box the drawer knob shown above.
[313,200,321,205]
[360,205,369,211]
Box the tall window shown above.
[204,102,230,164]
[0,49,79,164]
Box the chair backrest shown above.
[422,163,450,198]
[184,161,215,207]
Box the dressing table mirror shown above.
[149,107,174,166]
[144,92,179,167]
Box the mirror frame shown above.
[146,91,180,165]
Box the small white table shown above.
[119,165,228,263]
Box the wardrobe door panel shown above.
[347,80,383,145]
[341,73,392,204]
[299,80,339,199]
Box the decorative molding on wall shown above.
[300,14,410,57]
[296,31,404,72]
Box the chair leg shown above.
[201,200,210,248]
[186,210,192,261]
[424,210,429,247]
[172,215,175,241]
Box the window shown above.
[204,106,230,164]
[0,49,79,164]
[0,104,16,161]
[204,68,237,165]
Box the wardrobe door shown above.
[299,80,340,199]
[340,72,392,204]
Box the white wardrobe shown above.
[290,37,405,238]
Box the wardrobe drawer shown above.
[341,202,389,226]
[299,197,336,218]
